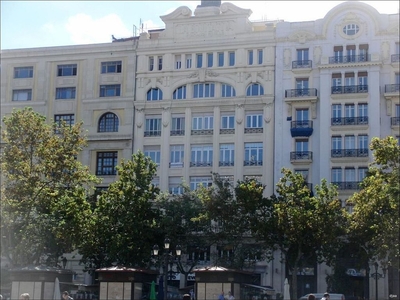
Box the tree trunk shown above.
[291,265,298,300]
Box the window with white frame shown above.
[358,135,368,150]
[332,104,342,118]
[147,88,163,101]
[220,144,234,166]
[295,169,309,182]
[98,112,119,132]
[332,136,342,151]
[186,54,192,69]
[345,104,355,117]
[192,115,213,130]
[343,24,359,36]
[358,167,368,181]
[173,85,186,100]
[295,139,309,152]
[245,113,263,128]
[196,53,203,68]
[358,103,368,118]
[296,78,309,90]
[332,73,342,87]
[145,117,162,136]
[345,135,355,150]
[14,66,33,78]
[170,145,184,167]
[246,83,264,96]
[175,55,182,69]
[191,145,213,167]
[101,61,122,73]
[221,84,236,97]
[171,116,185,135]
[190,176,212,190]
[297,49,309,62]
[358,71,368,86]
[228,51,235,66]
[248,50,254,65]
[334,46,343,62]
[244,142,263,166]
[207,53,213,67]
[169,177,184,194]
[218,52,224,67]
[149,56,154,71]
[221,115,235,129]
[96,152,118,175]
[193,83,215,98]
[100,84,121,97]
[331,168,342,182]
[345,168,356,182]
[12,89,32,101]
[144,146,161,166]
[57,64,77,76]
[56,87,76,99]
[158,56,163,70]
[345,72,355,86]
[257,49,263,64]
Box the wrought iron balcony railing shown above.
[385,84,400,93]
[329,54,370,64]
[290,151,313,160]
[170,130,185,136]
[144,131,161,137]
[244,127,263,134]
[190,161,213,167]
[391,117,400,126]
[169,162,184,168]
[220,128,235,134]
[244,160,263,166]
[332,181,362,190]
[331,85,368,94]
[219,161,234,167]
[331,148,369,158]
[331,117,368,126]
[191,129,213,135]
[292,60,312,69]
[285,88,318,98]
[391,54,400,63]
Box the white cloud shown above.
[41,22,56,33]
[65,13,132,44]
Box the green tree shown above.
[348,136,400,266]
[0,107,99,267]
[79,151,160,270]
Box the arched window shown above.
[98,112,119,132]
[221,84,236,97]
[193,83,215,98]
[147,88,163,101]
[173,85,187,100]
[246,83,264,96]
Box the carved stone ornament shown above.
[135,108,145,128]
[288,30,316,44]
[235,103,244,124]
[206,70,219,77]
[264,103,273,123]
[336,12,365,40]
[188,72,199,79]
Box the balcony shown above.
[331,85,368,94]
[331,117,368,126]
[385,84,400,93]
[170,130,185,136]
[332,181,361,190]
[285,88,318,98]
[220,128,235,134]
[290,151,313,161]
[169,162,184,168]
[244,160,263,166]
[290,120,313,137]
[144,131,161,137]
[191,129,213,135]
[328,54,370,64]
[219,161,234,167]
[391,54,400,63]
[190,161,212,167]
[331,149,369,158]
[244,127,263,134]
[391,117,400,126]
[292,60,312,69]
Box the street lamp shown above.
[153,238,182,300]
[370,262,387,300]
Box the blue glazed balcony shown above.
[290,120,313,137]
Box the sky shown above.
[1,1,399,50]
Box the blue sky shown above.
[1,1,398,50]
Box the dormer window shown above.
[342,24,359,36]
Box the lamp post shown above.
[370,262,387,300]
[153,238,182,300]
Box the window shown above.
[257,49,263,64]
[98,112,119,132]
[345,104,355,118]
[57,64,77,76]
[332,136,342,150]
[191,145,213,167]
[297,49,309,61]
[220,144,234,166]
[345,135,355,149]
[207,53,213,67]
[332,104,342,118]
[158,56,163,70]
[145,117,161,136]
[396,104,400,117]
[358,72,368,86]
[244,142,263,166]
[54,114,74,133]
[175,55,182,69]
[173,86,187,100]
[190,176,212,190]
[186,54,192,69]
[358,135,368,150]
[170,145,184,167]
[296,139,309,152]
[334,46,343,63]
[101,61,122,73]
[12,89,32,101]
[246,83,264,96]
[221,115,235,129]
[359,44,368,61]
[295,169,309,182]
[228,51,235,66]
[218,52,224,67]
[358,167,368,181]
[358,103,368,117]
[147,88,163,101]
[332,73,342,87]
[345,168,356,182]
[96,152,118,175]
[296,109,309,122]
[149,56,154,71]
[345,72,355,87]
[221,84,236,97]
[169,177,184,194]
[245,113,263,128]
[192,115,213,130]
[14,66,33,78]
[343,24,359,36]
[196,53,203,68]
[100,84,121,97]
[56,87,76,99]
[144,147,161,166]
[346,45,356,62]
[296,78,309,90]
[193,83,215,98]
[171,116,185,135]
[248,50,254,65]
[332,168,342,182]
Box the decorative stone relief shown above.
[206,70,219,77]
[313,46,322,65]
[336,12,365,40]
[284,49,291,68]
[135,108,145,128]
[188,71,199,79]
[162,106,170,127]
[174,20,235,39]
[264,103,273,123]
[288,31,316,44]
[235,103,244,124]
[381,41,390,62]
